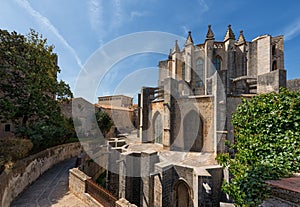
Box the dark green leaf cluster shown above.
[95,110,114,137]
[217,88,300,206]
[0,29,73,150]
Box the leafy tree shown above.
[0,29,73,150]
[217,88,300,206]
[95,110,114,137]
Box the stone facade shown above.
[72,25,288,207]
[134,25,287,206]
[96,95,136,134]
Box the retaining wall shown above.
[0,142,82,207]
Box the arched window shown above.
[183,110,203,152]
[153,112,162,144]
[272,45,276,56]
[182,62,185,80]
[272,60,277,71]
[195,59,204,87]
[213,56,222,70]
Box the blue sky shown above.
[1,0,300,103]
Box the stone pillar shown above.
[141,150,159,207]
[153,162,173,207]
[163,78,178,150]
[139,87,156,143]
[119,152,141,206]
[69,168,91,199]
[107,148,120,198]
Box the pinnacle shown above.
[206,25,215,40]
[224,24,235,41]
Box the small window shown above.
[4,124,10,132]
[182,62,185,80]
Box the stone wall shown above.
[287,78,300,92]
[0,142,82,207]
[69,168,104,207]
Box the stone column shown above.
[118,152,141,206]
[163,78,178,150]
[141,150,159,207]
[153,162,174,207]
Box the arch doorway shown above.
[174,180,193,207]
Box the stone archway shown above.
[183,110,203,152]
[153,111,162,144]
[173,179,193,207]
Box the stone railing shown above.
[0,142,82,207]
[69,168,137,207]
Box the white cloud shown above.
[88,0,104,45]
[130,11,148,20]
[15,0,83,68]
[111,0,122,29]
[284,19,300,41]
[181,25,190,35]
[197,0,209,12]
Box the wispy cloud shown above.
[197,0,209,12]
[181,26,190,35]
[14,0,83,68]
[284,18,300,41]
[130,11,148,20]
[88,0,104,45]
[111,0,122,29]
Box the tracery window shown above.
[195,59,204,87]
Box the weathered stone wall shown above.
[69,168,104,207]
[287,78,300,92]
[0,142,82,207]
[257,69,286,94]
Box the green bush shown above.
[0,138,33,161]
[217,88,300,206]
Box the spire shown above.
[237,30,246,45]
[185,31,194,45]
[168,48,172,60]
[206,25,215,40]
[173,40,180,53]
[224,24,235,42]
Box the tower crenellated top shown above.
[224,24,235,42]
[206,25,215,41]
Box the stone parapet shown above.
[0,142,82,207]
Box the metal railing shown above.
[86,179,117,207]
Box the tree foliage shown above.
[0,29,73,150]
[95,110,114,137]
[217,88,300,206]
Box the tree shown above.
[0,29,73,150]
[217,88,300,206]
[95,110,114,137]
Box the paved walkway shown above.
[11,158,89,207]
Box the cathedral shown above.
[98,25,286,206]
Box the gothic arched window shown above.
[182,62,185,80]
[195,58,204,87]
[213,56,222,70]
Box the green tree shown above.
[217,88,300,206]
[0,29,73,150]
[95,110,114,137]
